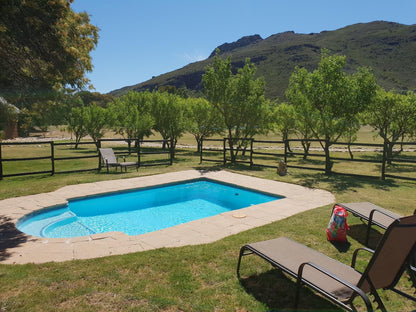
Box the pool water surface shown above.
[17,179,281,238]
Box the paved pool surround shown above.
[0,170,335,264]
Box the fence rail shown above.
[1,137,414,182]
[0,139,173,179]
[200,138,416,181]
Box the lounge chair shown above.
[237,215,416,311]
[336,202,404,246]
[99,148,138,173]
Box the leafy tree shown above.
[30,101,54,132]
[285,78,318,159]
[67,104,88,148]
[203,54,272,163]
[286,51,377,174]
[77,91,114,108]
[108,91,154,148]
[83,104,108,148]
[158,85,189,98]
[186,97,224,152]
[273,102,296,153]
[342,119,361,160]
[0,0,98,107]
[28,92,83,132]
[409,93,416,141]
[363,89,416,163]
[151,92,188,155]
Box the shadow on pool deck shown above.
[0,216,28,261]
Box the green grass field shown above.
[0,129,415,311]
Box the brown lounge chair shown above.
[336,202,404,246]
[237,215,416,312]
[99,148,138,173]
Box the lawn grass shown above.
[0,134,416,311]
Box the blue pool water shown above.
[17,179,281,238]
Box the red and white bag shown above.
[326,205,349,242]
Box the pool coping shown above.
[0,170,335,264]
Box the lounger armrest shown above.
[297,262,373,311]
[369,208,399,224]
[115,155,127,162]
[351,247,374,270]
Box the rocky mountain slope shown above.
[110,21,416,100]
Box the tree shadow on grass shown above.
[292,172,399,193]
[239,269,343,311]
[0,216,28,261]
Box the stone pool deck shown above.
[0,170,335,264]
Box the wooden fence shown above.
[0,139,173,180]
[200,138,416,181]
[1,137,414,181]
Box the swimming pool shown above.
[17,178,281,238]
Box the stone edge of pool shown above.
[0,170,335,264]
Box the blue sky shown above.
[71,0,416,94]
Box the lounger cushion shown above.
[119,161,137,167]
[248,237,362,299]
[339,202,402,229]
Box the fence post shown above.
[381,141,387,180]
[170,139,174,165]
[50,141,55,175]
[250,138,254,167]
[223,138,227,165]
[0,142,3,180]
[199,139,203,164]
[137,140,141,168]
[284,139,288,163]
[97,139,102,171]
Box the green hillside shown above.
[110,21,416,100]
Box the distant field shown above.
[17,125,383,146]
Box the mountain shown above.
[110,21,416,100]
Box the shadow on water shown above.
[239,269,343,311]
[0,215,28,261]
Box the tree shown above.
[30,92,83,133]
[363,89,416,163]
[273,103,296,154]
[186,97,224,152]
[67,104,88,148]
[0,0,98,107]
[286,51,377,174]
[77,91,114,108]
[203,54,272,163]
[108,91,154,149]
[83,104,108,148]
[409,93,416,141]
[151,92,188,155]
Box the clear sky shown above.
[71,0,416,94]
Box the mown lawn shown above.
[0,143,415,311]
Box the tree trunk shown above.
[301,140,311,160]
[347,143,354,160]
[387,141,394,165]
[197,140,201,153]
[324,140,333,175]
[228,138,236,163]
